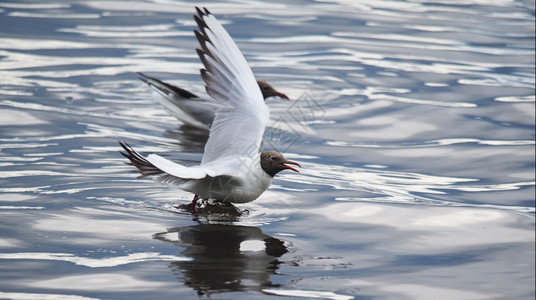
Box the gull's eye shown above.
[270,155,277,161]
[261,85,268,90]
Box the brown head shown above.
[257,80,289,100]
[260,151,300,177]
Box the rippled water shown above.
[1,0,534,299]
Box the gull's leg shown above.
[191,194,199,213]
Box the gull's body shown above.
[120,7,299,205]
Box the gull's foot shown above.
[176,198,246,217]
[176,194,199,214]
[176,202,195,214]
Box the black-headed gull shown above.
[137,73,289,130]
[120,7,300,205]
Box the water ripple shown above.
[0,1,533,298]
[0,252,190,268]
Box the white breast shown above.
[181,154,273,203]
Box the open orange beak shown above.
[280,160,300,172]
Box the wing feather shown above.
[119,141,210,181]
[194,7,268,167]
[146,154,209,179]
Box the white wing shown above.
[146,154,214,179]
[194,7,269,167]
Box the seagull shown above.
[137,73,289,130]
[120,7,300,207]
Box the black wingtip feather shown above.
[118,141,165,178]
[194,30,211,52]
[135,73,199,99]
[136,72,150,84]
[193,15,204,31]
[194,6,210,16]
[196,48,207,65]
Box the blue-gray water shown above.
[0,1,534,299]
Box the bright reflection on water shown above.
[0,0,534,299]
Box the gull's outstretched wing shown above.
[119,141,211,181]
[194,7,269,167]
[137,72,217,130]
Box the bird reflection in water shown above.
[153,224,289,296]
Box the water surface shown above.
[0,0,534,299]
